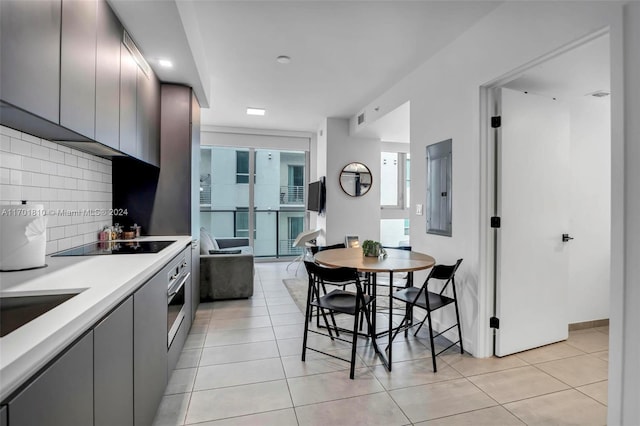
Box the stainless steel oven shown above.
[167,256,190,348]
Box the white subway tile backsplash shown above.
[77,157,89,169]
[21,133,41,144]
[10,138,32,156]
[64,153,78,167]
[22,157,41,172]
[1,135,11,152]
[41,139,58,150]
[22,186,41,201]
[1,152,22,169]
[0,126,112,255]
[46,240,58,254]
[50,226,65,240]
[0,184,22,200]
[0,168,10,185]
[10,170,23,185]
[31,144,51,160]
[32,173,50,187]
[50,149,65,164]
[41,160,57,175]
[57,164,72,177]
[0,126,21,138]
[58,237,72,251]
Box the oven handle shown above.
[168,272,190,298]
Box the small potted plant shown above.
[362,240,386,257]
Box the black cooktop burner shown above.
[52,240,175,257]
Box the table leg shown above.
[388,271,393,369]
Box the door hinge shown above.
[490,317,500,329]
[490,216,501,228]
[491,116,501,128]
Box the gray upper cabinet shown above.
[0,0,61,123]
[95,0,122,150]
[133,268,168,426]
[94,297,134,426]
[60,0,97,138]
[8,332,94,426]
[137,67,160,167]
[120,44,138,157]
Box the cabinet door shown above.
[0,405,6,426]
[60,0,97,138]
[136,68,160,166]
[94,297,134,426]
[8,332,93,426]
[120,44,137,157]
[0,0,61,123]
[134,270,168,426]
[95,0,122,150]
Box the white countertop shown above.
[0,235,193,402]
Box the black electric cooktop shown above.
[52,240,175,257]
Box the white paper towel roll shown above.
[0,204,47,271]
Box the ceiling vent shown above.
[588,90,610,98]
[357,112,366,126]
[123,30,150,78]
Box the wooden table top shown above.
[314,247,435,273]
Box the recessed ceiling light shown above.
[247,107,266,116]
[276,55,291,64]
[158,59,173,68]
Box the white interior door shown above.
[495,87,571,356]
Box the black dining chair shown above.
[389,259,464,372]
[302,261,379,379]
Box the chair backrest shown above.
[382,245,412,251]
[303,260,359,285]
[424,259,463,298]
[310,243,346,255]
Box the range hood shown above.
[0,101,126,158]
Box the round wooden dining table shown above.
[314,247,435,370]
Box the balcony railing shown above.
[280,185,304,205]
[200,209,305,258]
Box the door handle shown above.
[562,234,574,242]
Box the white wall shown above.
[319,118,381,245]
[0,125,113,254]
[351,2,623,356]
[568,97,611,324]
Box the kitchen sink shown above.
[0,293,79,337]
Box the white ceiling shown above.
[108,1,502,133]
[503,33,610,100]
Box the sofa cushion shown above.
[200,227,219,254]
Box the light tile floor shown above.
[153,262,608,426]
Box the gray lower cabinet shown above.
[1,405,6,426]
[0,0,61,123]
[95,0,122,150]
[8,332,93,426]
[60,0,97,138]
[133,267,168,426]
[94,297,134,426]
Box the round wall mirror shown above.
[339,162,372,197]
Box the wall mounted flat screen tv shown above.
[307,178,325,212]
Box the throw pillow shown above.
[200,227,214,254]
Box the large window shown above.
[236,150,249,183]
[201,146,306,258]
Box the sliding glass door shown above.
[200,146,306,258]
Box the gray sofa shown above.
[200,229,254,300]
